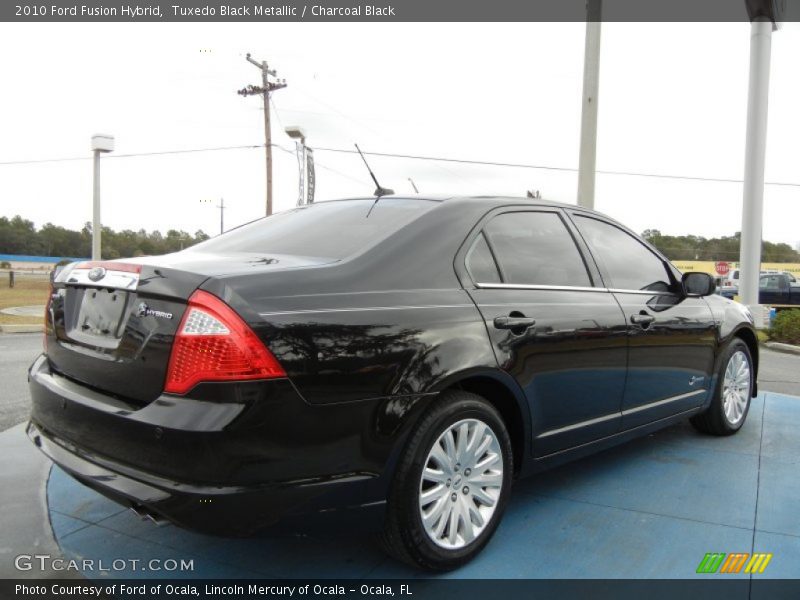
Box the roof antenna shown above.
[355,143,394,198]
[408,178,419,194]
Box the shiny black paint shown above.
[29,196,758,534]
[467,287,629,456]
[612,290,717,429]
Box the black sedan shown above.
[28,196,758,570]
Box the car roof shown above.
[322,194,597,213]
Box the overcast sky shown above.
[1,22,799,247]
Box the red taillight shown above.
[164,290,286,395]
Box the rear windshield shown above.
[187,198,438,260]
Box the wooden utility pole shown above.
[238,54,287,216]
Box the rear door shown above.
[460,207,628,457]
[569,213,717,429]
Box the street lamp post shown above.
[285,126,307,206]
[90,134,114,260]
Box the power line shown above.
[0,144,263,165]
[272,142,364,186]
[2,142,800,189]
[312,146,800,188]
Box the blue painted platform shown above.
[47,392,800,579]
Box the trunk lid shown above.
[45,253,332,405]
[46,261,208,405]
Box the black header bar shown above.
[3,0,800,23]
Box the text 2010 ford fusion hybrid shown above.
[28,196,758,570]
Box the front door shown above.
[570,213,717,429]
[462,208,629,456]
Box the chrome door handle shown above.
[630,313,655,326]
[494,316,536,330]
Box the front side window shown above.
[482,211,592,287]
[575,216,672,292]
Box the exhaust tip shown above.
[130,504,168,527]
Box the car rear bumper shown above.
[27,354,407,535]
[28,420,382,535]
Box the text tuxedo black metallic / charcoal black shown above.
[28,196,759,570]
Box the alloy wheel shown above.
[418,418,504,550]
[722,350,751,425]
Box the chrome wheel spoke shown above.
[466,500,485,527]
[455,422,469,462]
[423,494,450,527]
[429,442,452,471]
[467,433,492,467]
[471,486,497,507]
[422,467,448,485]
[447,502,460,546]
[474,452,501,473]
[470,470,503,488]
[459,499,476,543]
[442,430,457,465]
[432,503,449,538]
[420,483,447,505]
[463,422,487,464]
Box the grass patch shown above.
[0,274,49,325]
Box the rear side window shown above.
[575,216,671,292]
[482,211,592,287]
[465,233,501,283]
[188,199,438,260]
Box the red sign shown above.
[715,261,730,276]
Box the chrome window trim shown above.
[259,304,474,317]
[475,282,680,296]
[607,288,676,296]
[475,282,608,293]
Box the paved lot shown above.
[0,333,42,431]
[757,346,800,396]
[46,391,800,580]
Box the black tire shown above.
[381,390,513,571]
[690,338,754,436]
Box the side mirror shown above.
[682,272,715,297]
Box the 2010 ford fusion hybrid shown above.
[28,196,758,570]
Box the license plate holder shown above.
[75,288,128,340]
